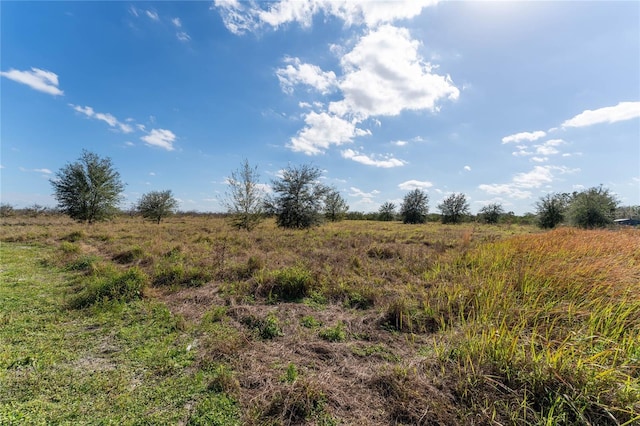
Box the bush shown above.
[70,267,147,308]
[535,193,568,229]
[567,186,618,229]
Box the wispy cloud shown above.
[479,165,580,200]
[176,31,191,42]
[172,17,182,27]
[341,149,405,168]
[562,101,640,128]
[69,104,133,133]
[502,130,546,144]
[398,180,433,190]
[348,186,380,204]
[141,129,177,151]
[145,10,159,21]
[0,67,63,96]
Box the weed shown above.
[259,265,313,302]
[62,230,86,242]
[187,393,240,426]
[282,362,299,383]
[64,254,100,272]
[112,246,145,264]
[242,312,284,340]
[319,322,347,342]
[59,241,80,254]
[153,264,211,288]
[301,315,322,328]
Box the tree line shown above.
[4,150,634,230]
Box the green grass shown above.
[0,244,240,424]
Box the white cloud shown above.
[531,157,548,163]
[398,180,433,190]
[478,184,531,200]
[214,0,438,34]
[0,67,64,96]
[276,57,337,95]
[392,140,408,146]
[69,104,134,133]
[512,166,554,188]
[34,168,52,174]
[176,31,191,42]
[172,17,182,27]
[341,149,406,168]
[145,10,159,21]
[533,138,565,156]
[501,130,546,144]
[329,24,459,119]
[288,112,369,155]
[348,186,380,204]
[464,165,471,171]
[141,129,177,151]
[562,101,640,128]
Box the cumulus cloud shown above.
[561,101,640,128]
[288,112,370,155]
[329,25,459,119]
[501,130,546,144]
[276,57,337,95]
[0,67,63,96]
[70,104,133,133]
[341,149,406,168]
[398,180,433,190]
[478,184,532,200]
[141,129,177,151]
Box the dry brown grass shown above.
[2,215,638,424]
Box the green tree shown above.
[567,185,618,229]
[268,164,329,229]
[136,190,178,224]
[400,189,429,224]
[478,202,504,224]
[223,160,265,231]
[50,150,125,223]
[437,193,470,224]
[535,193,569,229]
[324,187,349,222]
[378,201,396,221]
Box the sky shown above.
[1,1,639,215]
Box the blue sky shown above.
[2,1,639,214]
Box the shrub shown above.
[437,193,470,224]
[70,267,147,308]
[567,185,618,229]
[400,189,429,224]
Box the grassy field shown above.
[1,215,638,425]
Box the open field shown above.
[1,216,639,425]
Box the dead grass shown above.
[2,215,638,424]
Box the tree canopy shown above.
[136,190,178,224]
[437,193,470,224]
[400,189,429,224]
[50,150,125,223]
[268,164,329,229]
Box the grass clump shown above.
[112,246,145,264]
[319,322,347,342]
[258,265,313,302]
[70,266,147,308]
[241,312,283,340]
[301,315,322,328]
[153,264,211,288]
[383,297,440,334]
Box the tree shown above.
[437,193,470,224]
[50,150,125,223]
[378,202,396,221]
[567,185,618,229]
[0,203,15,217]
[478,203,504,224]
[136,190,178,224]
[535,193,569,229]
[324,187,349,222]
[400,189,429,224]
[268,164,329,229]
[223,160,265,231]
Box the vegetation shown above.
[478,202,504,224]
[223,159,265,231]
[568,185,619,228]
[437,192,470,224]
[323,187,349,222]
[50,150,125,224]
[378,201,396,221]
[1,215,638,424]
[535,192,568,229]
[400,189,429,224]
[267,163,329,229]
[136,190,178,224]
